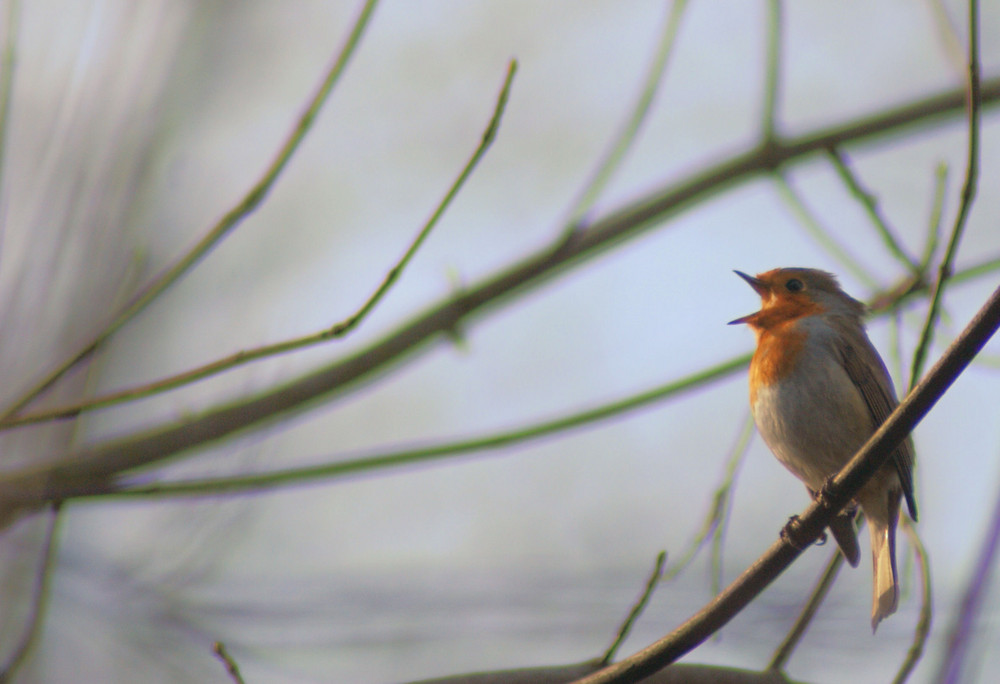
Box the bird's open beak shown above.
[728,270,765,325]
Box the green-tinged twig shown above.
[918,163,949,272]
[889,309,905,386]
[601,551,668,666]
[563,0,688,232]
[767,548,845,672]
[761,0,782,139]
[927,0,967,76]
[0,57,517,432]
[99,355,750,499]
[0,504,63,684]
[661,413,753,585]
[868,252,1000,316]
[0,0,19,228]
[212,642,246,684]
[910,0,981,387]
[0,0,380,420]
[893,518,933,684]
[773,174,879,289]
[1,77,999,514]
[827,148,920,274]
[710,414,753,595]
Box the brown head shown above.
[728,267,865,332]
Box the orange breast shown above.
[749,324,807,405]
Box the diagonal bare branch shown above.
[572,280,1000,684]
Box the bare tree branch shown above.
[827,148,920,274]
[97,355,750,499]
[910,0,981,385]
[772,174,879,289]
[0,0,381,419]
[893,519,933,684]
[0,77,999,521]
[211,642,246,684]
[0,504,63,683]
[601,551,668,666]
[0,0,19,227]
[0,57,518,431]
[761,0,782,140]
[564,0,689,231]
[766,548,844,673]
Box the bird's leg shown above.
[780,515,813,550]
[813,477,841,512]
[810,482,862,566]
[804,487,829,546]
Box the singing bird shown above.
[729,268,917,630]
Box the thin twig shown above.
[0,57,518,431]
[563,0,688,232]
[212,642,246,684]
[767,548,845,672]
[662,413,753,584]
[0,0,381,420]
[934,465,1000,683]
[102,355,750,499]
[773,173,879,289]
[0,0,20,232]
[601,551,668,666]
[827,148,920,274]
[889,308,905,386]
[927,0,967,76]
[918,163,949,272]
[868,252,1000,315]
[709,414,754,595]
[571,281,1000,684]
[0,504,63,684]
[761,0,782,139]
[893,518,933,684]
[910,0,981,387]
[1,77,999,515]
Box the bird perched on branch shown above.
[729,267,917,630]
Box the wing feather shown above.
[835,324,918,521]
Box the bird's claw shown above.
[780,515,811,550]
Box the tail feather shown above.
[869,490,901,632]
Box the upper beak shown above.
[728,270,765,325]
[733,270,767,295]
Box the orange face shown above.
[729,269,827,332]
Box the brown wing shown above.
[836,325,918,521]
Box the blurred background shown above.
[0,1,998,682]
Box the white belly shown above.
[751,350,874,492]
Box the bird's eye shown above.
[785,278,804,292]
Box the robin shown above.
[730,267,917,630]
